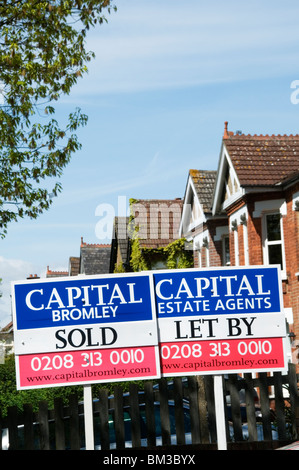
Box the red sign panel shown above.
[159,337,286,376]
[16,345,160,389]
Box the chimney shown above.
[223,121,229,139]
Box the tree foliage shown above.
[0,0,116,237]
[0,355,145,416]
[0,355,83,415]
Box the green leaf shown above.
[0,0,116,237]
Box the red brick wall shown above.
[207,220,227,267]
[246,201,263,265]
[242,190,299,368]
[192,188,299,368]
[283,184,299,344]
[192,219,227,268]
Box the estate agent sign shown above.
[12,273,160,389]
[153,266,287,376]
[12,265,287,390]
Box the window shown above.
[222,235,230,266]
[263,213,285,270]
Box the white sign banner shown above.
[14,320,158,355]
[158,313,287,343]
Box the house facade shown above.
[180,122,299,365]
[110,198,193,272]
[179,169,228,268]
[3,123,299,369]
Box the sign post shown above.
[11,265,287,450]
[214,375,227,450]
[12,272,161,389]
[83,385,94,450]
[153,266,287,377]
[152,265,287,449]
[12,272,161,450]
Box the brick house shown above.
[110,198,193,272]
[179,169,228,268]
[180,122,299,363]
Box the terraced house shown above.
[3,122,299,372]
[180,122,299,365]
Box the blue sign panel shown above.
[13,274,154,330]
[153,266,282,318]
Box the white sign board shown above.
[12,272,161,389]
[152,265,287,376]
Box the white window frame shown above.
[233,224,239,266]
[262,211,286,278]
[242,220,249,266]
[222,235,230,266]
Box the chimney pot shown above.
[223,121,229,139]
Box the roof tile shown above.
[189,169,217,212]
[224,131,299,186]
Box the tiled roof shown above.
[223,124,299,186]
[80,238,111,275]
[189,169,217,212]
[130,199,183,249]
[0,321,13,333]
[46,267,68,278]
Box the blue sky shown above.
[1,0,299,326]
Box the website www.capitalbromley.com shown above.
[24,365,152,386]
[162,357,279,373]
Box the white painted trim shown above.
[212,143,242,215]
[292,191,299,211]
[262,211,287,279]
[229,205,248,229]
[193,230,209,249]
[179,175,206,237]
[214,225,229,241]
[253,199,287,218]
[212,143,227,215]
[194,230,210,267]
[284,308,293,324]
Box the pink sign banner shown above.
[159,337,286,376]
[16,345,160,389]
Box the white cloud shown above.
[69,0,299,96]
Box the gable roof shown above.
[223,125,299,187]
[213,122,299,215]
[179,169,220,238]
[189,169,217,213]
[130,198,183,249]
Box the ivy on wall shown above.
[130,238,193,272]
[113,198,194,272]
[128,197,193,271]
